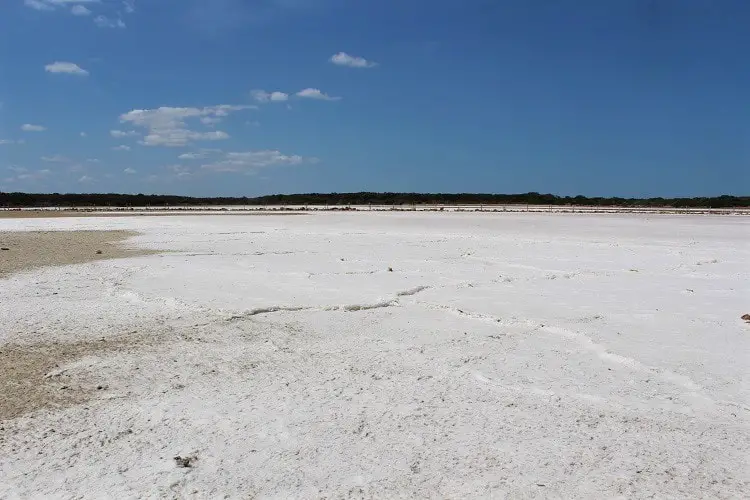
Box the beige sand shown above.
[0,230,164,420]
[0,335,156,420]
[0,230,159,279]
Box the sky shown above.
[0,0,748,197]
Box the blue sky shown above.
[0,0,748,197]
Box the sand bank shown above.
[0,230,157,279]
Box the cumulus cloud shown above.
[123,167,137,174]
[94,15,125,28]
[45,61,89,76]
[21,124,46,132]
[201,150,308,173]
[119,105,253,147]
[251,89,289,103]
[165,164,193,178]
[110,129,138,138]
[71,5,91,15]
[78,175,94,183]
[296,88,341,101]
[24,0,54,10]
[15,168,52,181]
[112,145,131,151]
[200,116,221,126]
[26,0,100,11]
[329,52,377,68]
[142,130,228,147]
[178,151,207,160]
[27,0,135,28]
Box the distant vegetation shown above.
[0,192,748,208]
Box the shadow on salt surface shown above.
[226,296,427,319]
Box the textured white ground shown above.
[1,213,748,499]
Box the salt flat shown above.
[1,212,748,498]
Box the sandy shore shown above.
[0,230,163,420]
[0,230,158,279]
[0,335,158,421]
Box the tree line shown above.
[0,191,747,208]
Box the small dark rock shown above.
[741,313,750,323]
[387,267,393,272]
[174,455,196,468]
[95,250,103,255]
[1,248,9,251]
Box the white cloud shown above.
[251,89,289,103]
[269,92,289,102]
[24,0,54,10]
[112,145,131,151]
[0,139,25,145]
[212,104,251,116]
[78,175,94,183]
[71,5,91,15]
[16,169,52,181]
[41,154,69,162]
[202,150,307,173]
[141,130,228,147]
[120,105,253,147]
[7,166,28,174]
[200,116,222,126]
[94,15,126,28]
[178,152,207,160]
[45,61,89,76]
[80,132,87,137]
[329,52,377,68]
[123,167,137,174]
[25,0,100,11]
[21,124,46,132]
[28,0,136,27]
[165,164,193,178]
[86,158,100,163]
[110,129,138,138]
[296,88,341,101]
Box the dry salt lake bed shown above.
[0,211,748,498]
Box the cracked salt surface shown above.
[1,212,749,498]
